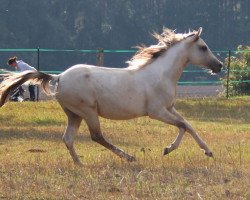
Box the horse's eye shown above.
[200,45,207,51]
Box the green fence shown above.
[0,48,249,98]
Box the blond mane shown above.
[127,28,196,69]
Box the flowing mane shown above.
[127,28,196,69]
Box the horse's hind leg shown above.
[83,109,135,162]
[170,107,213,157]
[62,107,83,166]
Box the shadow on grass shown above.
[0,119,64,127]
[32,118,64,126]
[0,128,89,142]
[0,127,140,148]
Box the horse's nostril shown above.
[219,63,223,68]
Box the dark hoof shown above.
[205,152,213,157]
[127,156,136,162]
[163,148,170,156]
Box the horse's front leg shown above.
[170,107,213,157]
[148,107,186,155]
[84,109,136,162]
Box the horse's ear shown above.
[189,27,202,42]
[197,27,202,36]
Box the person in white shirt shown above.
[7,56,37,101]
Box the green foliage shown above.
[222,46,250,96]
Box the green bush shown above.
[222,45,250,96]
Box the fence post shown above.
[96,48,104,66]
[226,50,231,98]
[37,47,40,101]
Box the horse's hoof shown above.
[127,156,136,162]
[74,161,84,167]
[163,148,170,156]
[205,151,213,157]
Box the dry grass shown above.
[0,97,249,199]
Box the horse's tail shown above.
[0,71,60,107]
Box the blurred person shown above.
[7,56,37,101]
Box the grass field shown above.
[0,97,249,199]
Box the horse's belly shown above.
[97,100,145,120]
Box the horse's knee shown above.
[90,133,103,143]
[63,134,74,149]
[176,121,186,131]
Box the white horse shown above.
[0,28,222,166]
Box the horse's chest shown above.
[147,82,176,108]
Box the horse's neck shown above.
[146,44,189,84]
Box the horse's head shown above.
[185,27,223,73]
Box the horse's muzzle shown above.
[210,62,223,73]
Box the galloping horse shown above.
[0,28,222,166]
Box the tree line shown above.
[0,0,249,78]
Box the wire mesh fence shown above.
[0,48,249,99]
